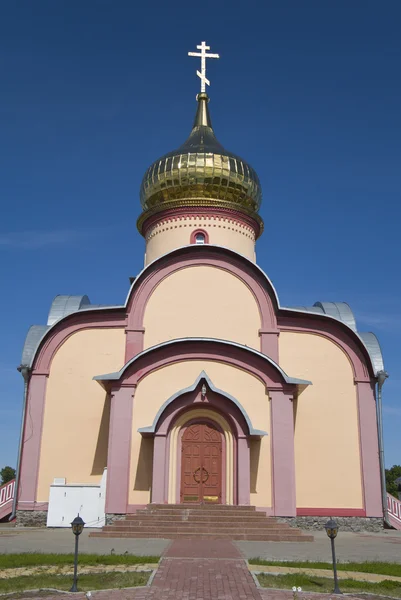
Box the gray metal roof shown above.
[47,295,91,326]
[21,325,50,366]
[358,332,385,374]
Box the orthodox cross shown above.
[188,41,219,93]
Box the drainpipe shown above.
[376,369,389,524]
[10,366,30,521]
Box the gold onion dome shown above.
[138,93,263,234]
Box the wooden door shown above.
[181,422,222,504]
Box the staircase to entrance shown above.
[91,504,314,541]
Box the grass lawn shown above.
[257,572,401,598]
[0,553,159,569]
[0,571,150,594]
[249,558,401,578]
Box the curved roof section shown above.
[21,325,50,367]
[47,295,91,326]
[138,371,267,438]
[20,244,384,377]
[92,338,312,387]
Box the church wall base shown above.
[105,513,127,526]
[16,510,47,528]
[278,516,383,532]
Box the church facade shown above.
[14,72,386,530]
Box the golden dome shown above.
[138,93,263,233]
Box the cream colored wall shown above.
[143,265,261,350]
[129,360,271,507]
[37,329,126,502]
[145,215,256,264]
[279,332,363,509]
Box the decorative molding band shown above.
[296,508,366,517]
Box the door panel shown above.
[180,422,222,503]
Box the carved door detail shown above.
[181,422,222,503]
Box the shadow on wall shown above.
[134,438,154,491]
[250,439,261,494]
[91,395,111,476]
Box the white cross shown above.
[188,41,219,93]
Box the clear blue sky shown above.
[1,1,400,470]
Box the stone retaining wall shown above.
[16,510,47,527]
[278,516,383,532]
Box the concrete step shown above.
[134,509,264,518]
[145,504,257,511]
[109,520,291,530]
[103,526,304,535]
[124,514,278,523]
[91,531,314,541]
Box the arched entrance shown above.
[180,421,223,504]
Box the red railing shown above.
[387,492,401,530]
[0,479,15,520]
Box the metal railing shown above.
[0,479,15,519]
[387,492,401,529]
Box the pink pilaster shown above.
[356,381,383,517]
[125,328,145,362]
[151,434,167,503]
[18,373,48,508]
[105,385,134,514]
[270,389,296,516]
[259,329,279,362]
[237,436,251,505]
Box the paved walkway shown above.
[3,539,370,600]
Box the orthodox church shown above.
[13,44,386,532]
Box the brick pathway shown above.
[8,539,366,600]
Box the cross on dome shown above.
[188,41,219,93]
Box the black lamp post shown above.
[324,518,341,594]
[70,515,85,592]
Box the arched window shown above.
[190,229,209,245]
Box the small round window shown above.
[195,232,206,245]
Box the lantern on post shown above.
[324,518,341,594]
[70,515,85,592]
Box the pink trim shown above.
[190,229,210,244]
[297,508,366,517]
[105,386,134,514]
[356,382,383,517]
[117,341,287,389]
[17,502,49,511]
[237,437,250,505]
[270,390,296,517]
[151,435,167,504]
[141,206,261,238]
[18,374,48,506]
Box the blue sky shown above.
[0,1,400,469]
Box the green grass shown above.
[0,553,159,569]
[0,571,150,594]
[257,572,401,598]
[249,558,401,577]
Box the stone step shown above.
[103,528,304,537]
[105,523,300,533]
[113,519,287,528]
[145,504,257,511]
[135,509,264,518]
[91,531,314,541]
[124,514,276,523]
